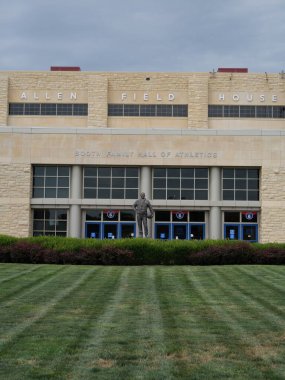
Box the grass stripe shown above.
[0,266,97,351]
[184,267,285,379]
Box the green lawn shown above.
[0,265,284,380]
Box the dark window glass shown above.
[224,105,239,117]
[235,191,247,201]
[33,208,67,236]
[208,105,223,117]
[125,189,138,199]
[155,211,170,221]
[223,179,234,189]
[126,178,138,187]
[248,169,259,179]
[112,167,125,177]
[168,168,180,177]
[84,178,97,188]
[235,179,247,189]
[112,189,124,199]
[124,104,139,116]
[85,167,97,177]
[173,105,188,117]
[98,167,111,176]
[108,104,123,116]
[9,103,24,115]
[86,210,101,221]
[224,212,240,222]
[195,179,208,189]
[112,178,125,187]
[167,178,179,188]
[154,168,167,177]
[84,189,96,198]
[156,104,172,117]
[41,104,57,115]
[223,190,235,200]
[126,168,138,177]
[195,168,208,178]
[223,169,234,178]
[181,190,194,200]
[57,104,72,115]
[240,106,255,118]
[248,191,259,201]
[25,103,40,115]
[189,211,205,222]
[33,165,70,199]
[273,106,285,118]
[181,178,194,188]
[235,169,247,178]
[256,106,272,118]
[153,189,166,199]
[195,190,208,200]
[98,177,111,187]
[73,104,88,116]
[181,168,194,177]
[140,104,156,116]
[98,188,110,198]
[167,190,180,200]
[121,210,136,221]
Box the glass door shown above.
[224,224,240,240]
[155,223,170,240]
[189,224,205,240]
[103,223,118,239]
[85,222,101,239]
[242,224,258,242]
[120,223,136,238]
[172,224,187,240]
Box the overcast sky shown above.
[0,0,284,73]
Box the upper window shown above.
[153,167,208,200]
[84,167,139,199]
[209,105,285,118]
[222,168,259,201]
[108,104,188,117]
[33,166,70,198]
[9,103,88,116]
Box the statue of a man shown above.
[133,192,154,238]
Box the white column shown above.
[69,165,82,238]
[140,166,152,199]
[209,167,222,239]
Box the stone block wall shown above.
[260,167,285,242]
[0,163,31,237]
[0,75,8,126]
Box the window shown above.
[153,167,208,200]
[33,166,70,198]
[9,103,88,116]
[108,104,188,117]
[33,209,67,236]
[222,168,259,201]
[83,167,139,199]
[209,105,285,119]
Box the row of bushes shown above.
[0,235,285,265]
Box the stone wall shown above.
[260,167,285,242]
[0,75,8,126]
[0,163,31,237]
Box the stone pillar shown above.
[209,167,222,239]
[140,166,152,199]
[69,165,82,238]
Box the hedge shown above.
[0,235,285,265]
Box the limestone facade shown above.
[0,69,284,241]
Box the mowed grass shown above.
[0,265,284,380]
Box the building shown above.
[0,67,285,242]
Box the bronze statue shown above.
[133,192,153,237]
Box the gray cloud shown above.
[0,0,284,73]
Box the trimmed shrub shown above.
[0,235,285,265]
